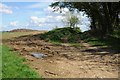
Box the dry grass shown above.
[1,31,46,40]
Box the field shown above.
[2,45,39,78]
[1,31,43,78]
[1,30,119,78]
[2,31,45,40]
[0,45,2,79]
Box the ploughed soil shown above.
[3,32,120,78]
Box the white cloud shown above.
[29,16,46,27]
[30,16,46,23]
[27,10,90,31]
[0,25,3,31]
[44,6,54,12]
[0,3,13,14]
[56,15,64,21]
[78,25,90,32]
[9,21,18,26]
[27,15,64,28]
[46,15,64,21]
[63,8,69,12]
[44,6,68,15]
[46,15,53,19]
[60,7,69,14]
[118,14,120,19]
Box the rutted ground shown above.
[3,32,119,78]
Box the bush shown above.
[40,27,81,43]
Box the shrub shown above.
[40,27,81,43]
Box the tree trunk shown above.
[102,3,113,34]
[90,14,96,31]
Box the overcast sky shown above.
[0,2,90,32]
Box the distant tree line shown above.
[50,2,120,37]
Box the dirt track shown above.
[4,32,119,78]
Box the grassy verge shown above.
[0,45,2,79]
[81,31,120,52]
[2,45,40,78]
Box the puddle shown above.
[31,52,47,58]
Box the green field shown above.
[0,45,2,79]
[2,45,39,78]
[1,31,42,78]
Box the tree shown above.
[50,2,120,37]
[62,12,79,28]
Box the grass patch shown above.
[70,43,83,48]
[40,27,81,43]
[49,40,62,45]
[2,45,40,78]
[0,45,2,79]
[84,38,107,46]
[80,31,120,52]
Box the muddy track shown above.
[4,33,119,78]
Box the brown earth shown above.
[3,32,120,78]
